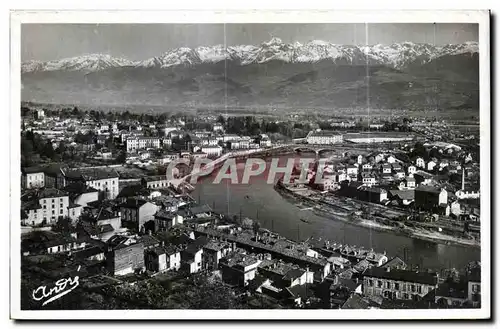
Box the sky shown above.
[21,23,479,62]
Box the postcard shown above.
[10,9,491,320]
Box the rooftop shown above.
[363,268,438,285]
[435,281,468,299]
[38,188,69,199]
[415,185,443,194]
[22,166,44,174]
[142,175,169,182]
[62,181,99,196]
[119,198,151,209]
[389,190,415,200]
[63,167,119,181]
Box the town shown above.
[20,103,481,310]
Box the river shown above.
[191,153,480,272]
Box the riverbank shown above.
[274,181,480,249]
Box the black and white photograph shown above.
[9,10,491,320]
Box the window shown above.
[377,280,383,288]
[60,209,63,214]
[60,198,63,202]
[411,284,416,292]
[52,210,55,215]
[52,199,55,203]
[43,205,47,209]
[385,281,391,289]
[473,284,480,293]
[43,200,46,204]
[417,285,423,294]
[403,293,409,300]
[395,283,400,290]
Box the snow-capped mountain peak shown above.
[262,37,284,46]
[22,39,479,73]
[21,54,137,73]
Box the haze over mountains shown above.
[21,38,479,110]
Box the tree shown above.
[52,216,75,235]
[41,141,55,159]
[216,115,226,126]
[71,106,80,116]
[252,221,261,237]
[115,151,127,164]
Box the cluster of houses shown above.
[122,127,273,167]
[23,109,274,169]
[303,150,480,221]
[20,160,481,309]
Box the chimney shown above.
[461,167,465,191]
[386,267,391,272]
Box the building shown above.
[201,145,223,157]
[402,176,416,189]
[381,164,392,174]
[361,175,377,187]
[61,168,120,200]
[200,138,218,146]
[387,155,396,164]
[362,163,373,171]
[126,136,161,153]
[343,132,414,144]
[145,244,182,273]
[407,165,417,175]
[415,186,448,211]
[164,127,179,136]
[21,200,44,226]
[24,188,70,225]
[306,131,343,145]
[141,175,170,189]
[21,167,45,189]
[203,240,235,271]
[192,151,208,159]
[357,186,388,204]
[35,109,45,120]
[119,198,158,232]
[219,251,262,287]
[413,171,434,186]
[467,269,481,308]
[427,161,437,171]
[389,190,415,206]
[213,124,224,132]
[154,209,184,232]
[21,231,86,255]
[415,157,425,168]
[346,165,358,176]
[105,235,145,276]
[317,178,337,191]
[363,267,438,301]
[62,182,99,208]
[181,241,205,274]
[259,138,272,148]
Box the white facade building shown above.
[126,136,161,153]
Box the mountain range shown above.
[21,38,479,110]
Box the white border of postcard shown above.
[10,9,491,320]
